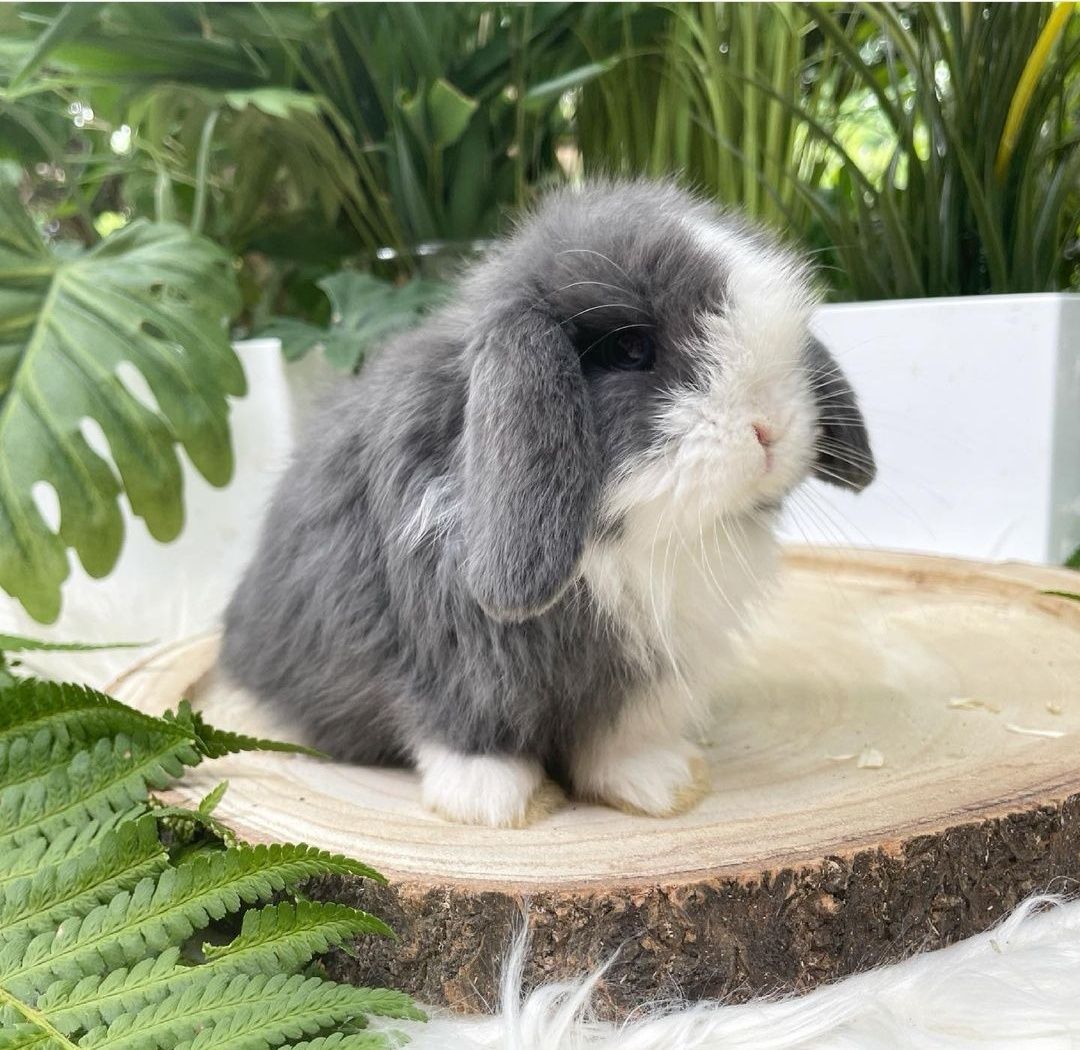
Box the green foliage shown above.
[202,901,394,973]
[784,2,1080,299]
[253,3,587,251]
[164,700,327,762]
[0,645,421,1048]
[576,2,825,233]
[578,2,1080,299]
[0,3,593,317]
[4,2,1078,303]
[0,635,143,693]
[262,273,448,372]
[0,635,143,655]
[0,182,244,622]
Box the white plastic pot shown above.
[783,292,1080,564]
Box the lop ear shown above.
[461,309,601,621]
[806,337,876,492]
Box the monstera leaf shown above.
[0,187,244,622]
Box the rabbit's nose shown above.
[752,421,775,472]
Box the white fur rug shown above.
[401,898,1080,1049]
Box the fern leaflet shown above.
[203,900,393,973]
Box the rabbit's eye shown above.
[582,329,656,372]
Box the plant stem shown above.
[190,107,221,236]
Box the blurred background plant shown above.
[1,3,596,330]
[4,3,1077,316]
[1,0,1078,620]
[576,1,1080,297]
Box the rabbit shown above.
[220,179,875,827]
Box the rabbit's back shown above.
[220,322,469,761]
[221,317,640,764]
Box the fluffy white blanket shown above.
[403,896,1080,1049]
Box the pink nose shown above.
[752,422,774,448]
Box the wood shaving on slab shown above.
[947,697,1002,713]
[828,748,886,768]
[1046,702,1064,715]
[1004,723,1066,739]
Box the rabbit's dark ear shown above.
[461,309,600,621]
[806,337,876,492]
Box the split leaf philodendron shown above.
[0,185,244,623]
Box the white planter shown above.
[781,292,1080,565]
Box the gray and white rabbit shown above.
[221,180,874,827]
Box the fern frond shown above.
[164,702,325,759]
[79,973,420,1050]
[38,899,391,1033]
[0,682,179,753]
[203,900,393,975]
[0,814,166,938]
[0,819,130,885]
[0,733,198,851]
[4,844,385,999]
[0,675,414,1048]
[0,635,144,655]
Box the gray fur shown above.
[462,307,600,620]
[221,179,874,768]
[805,336,876,491]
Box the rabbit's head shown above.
[457,180,874,621]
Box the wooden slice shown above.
[110,547,1080,1015]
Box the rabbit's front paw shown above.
[415,744,561,827]
[573,738,710,817]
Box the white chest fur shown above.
[582,505,779,729]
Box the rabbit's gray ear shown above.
[461,309,600,621]
[806,337,876,492]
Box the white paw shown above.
[415,744,551,827]
[573,738,710,816]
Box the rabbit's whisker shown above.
[545,279,640,300]
[559,302,651,325]
[581,323,655,355]
[555,247,634,284]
